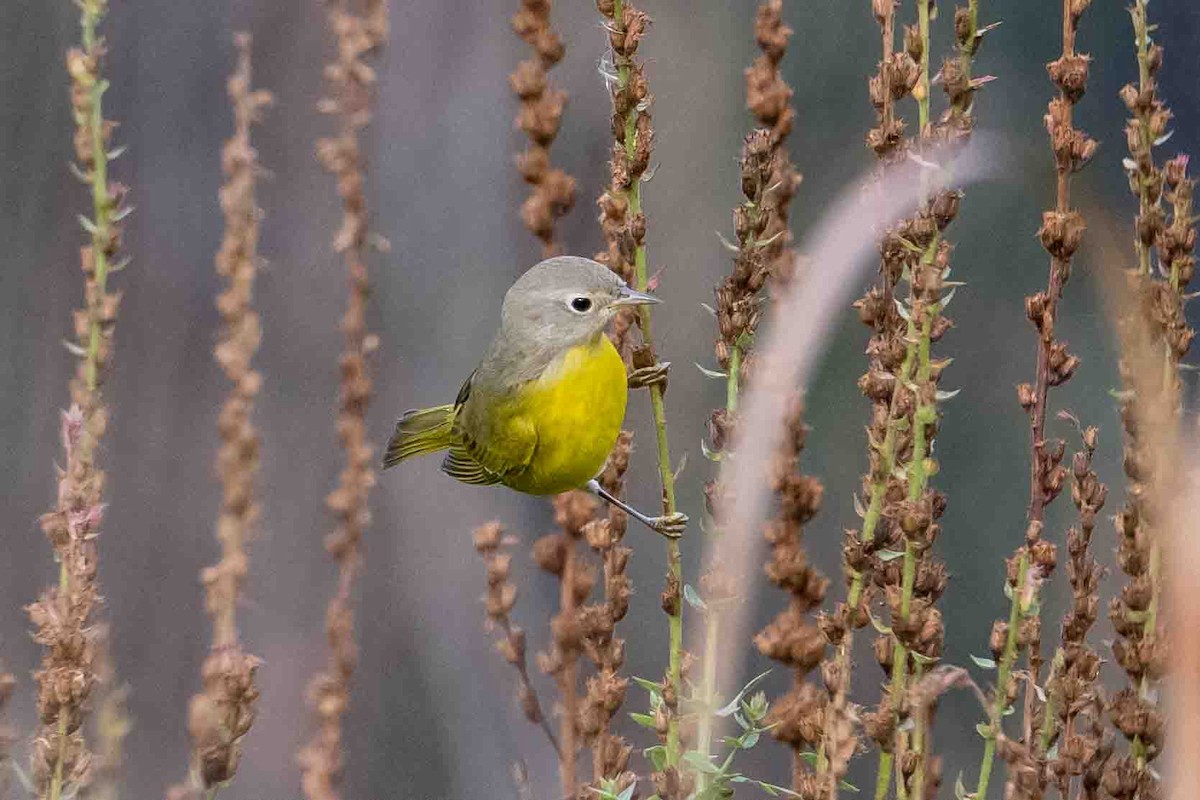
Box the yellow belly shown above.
[506,336,628,495]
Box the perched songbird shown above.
[383,256,687,536]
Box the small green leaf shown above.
[841,779,861,793]
[852,493,866,519]
[715,670,771,717]
[701,438,724,463]
[78,214,98,235]
[683,584,707,611]
[644,745,667,772]
[700,302,717,317]
[630,712,656,729]
[106,144,128,161]
[935,388,961,402]
[617,785,635,800]
[695,362,728,379]
[741,730,760,749]
[715,230,741,253]
[897,236,923,253]
[1154,130,1175,147]
[894,298,912,321]
[62,339,88,357]
[1003,704,1016,716]
[868,611,893,635]
[976,722,993,739]
[876,549,906,562]
[797,751,820,766]
[633,676,662,698]
[754,229,785,249]
[954,772,969,799]
[970,654,997,670]
[911,651,938,666]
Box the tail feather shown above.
[383,405,456,469]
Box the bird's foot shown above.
[627,361,671,390]
[647,511,688,539]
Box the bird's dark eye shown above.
[570,296,593,313]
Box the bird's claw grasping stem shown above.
[648,511,688,539]
[627,361,670,390]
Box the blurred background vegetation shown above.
[1,1,1198,797]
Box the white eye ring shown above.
[569,296,593,313]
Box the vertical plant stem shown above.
[607,0,684,773]
[35,1,128,797]
[975,553,1029,799]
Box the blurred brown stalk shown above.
[168,34,272,800]
[297,3,389,799]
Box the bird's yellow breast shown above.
[505,335,627,495]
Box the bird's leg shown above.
[585,479,687,539]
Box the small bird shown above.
[383,256,687,537]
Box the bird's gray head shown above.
[500,256,659,350]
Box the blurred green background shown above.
[2,1,1198,797]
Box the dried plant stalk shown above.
[579,433,636,794]
[167,36,271,799]
[1044,421,1111,800]
[753,398,828,799]
[594,1,687,794]
[297,3,388,800]
[825,1,920,792]
[510,0,576,255]
[29,1,129,797]
[533,495,597,796]
[970,2,1092,798]
[696,3,827,795]
[472,522,561,755]
[1107,3,1194,797]
[863,0,993,794]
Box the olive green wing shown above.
[442,371,538,487]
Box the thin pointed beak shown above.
[613,285,661,307]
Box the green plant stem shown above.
[611,0,684,771]
[50,5,112,800]
[975,553,1030,800]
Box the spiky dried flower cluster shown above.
[579,434,636,794]
[167,37,272,798]
[973,5,1094,798]
[752,397,829,798]
[865,0,917,161]
[858,0,990,793]
[533,492,598,797]
[1041,423,1112,799]
[30,2,128,795]
[1107,4,1194,798]
[594,0,652,302]
[594,2,686,794]
[828,5,922,757]
[298,3,388,800]
[472,522,560,754]
[509,0,576,255]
